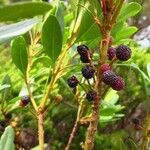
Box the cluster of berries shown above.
[19,95,30,107]
[102,68,125,91]
[107,45,131,61]
[101,45,131,90]
[67,44,131,101]
[67,45,96,102]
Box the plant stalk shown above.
[141,100,150,149]
[84,0,125,148]
[38,112,44,150]
[84,33,110,150]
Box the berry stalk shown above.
[84,33,110,150]
[84,0,125,149]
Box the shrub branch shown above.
[65,101,84,150]
[83,0,125,149]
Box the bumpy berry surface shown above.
[102,70,117,85]
[77,45,91,63]
[111,76,125,91]
[107,47,116,60]
[67,76,79,88]
[86,90,97,101]
[116,45,131,61]
[100,64,111,73]
[20,95,30,107]
[81,65,95,79]
[77,44,89,55]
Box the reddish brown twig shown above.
[65,101,84,150]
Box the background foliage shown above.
[0,0,150,149]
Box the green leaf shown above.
[0,2,52,22]
[128,138,138,150]
[117,63,150,83]
[0,19,37,43]
[133,64,150,82]
[100,108,116,116]
[118,2,142,21]
[11,36,28,75]
[48,1,64,34]
[7,97,21,106]
[42,15,63,61]
[32,56,52,68]
[111,22,124,37]
[76,8,100,42]
[104,89,119,105]
[0,84,10,91]
[69,0,83,15]
[147,63,150,78]
[0,126,15,150]
[1,75,11,100]
[86,0,102,17]
[59,78,76,99]
[55,1,64,34]
[63,27,70,44]
[64,13,74,25]
[86,37,101,49]
[114,26,137,43]
[100,116,113,123]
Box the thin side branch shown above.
[39,13,82,110]
[65,103,83,150]
[25,33,38,112]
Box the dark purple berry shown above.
[132,118,140,125]
[22,96,30,105]
[102,70,117,85]
[111,77,125,91]
[77,44,89,55]
[67,76,79,88]
[77,45,92,63]
[107,47,116,60]
[100,64,111,73]
[5,113,12,120]
[81,65,95,79]
[80,55,91,63]
[116,45,131,61]
[86,90,97,101]
[0,121,5,127]
[20,95,30,107]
